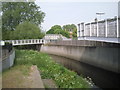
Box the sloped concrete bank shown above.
[40,44,119,73]
[40,41,120,88]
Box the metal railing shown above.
[4,39,44,46]
[77,17,120,43]
[77,17,119,38]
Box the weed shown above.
[14,49,90,88]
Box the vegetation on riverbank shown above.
[14,50,90,88]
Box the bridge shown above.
[77,17,120,43]
[3,39,44,46]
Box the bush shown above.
[13,21,43,40]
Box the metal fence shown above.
[98,20,106,37]
[77,17,119,38]
[4,39,44,46]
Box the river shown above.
[49,54,119,89]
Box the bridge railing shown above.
[78,17,119,38]
[4,39,44,46]
[77,17,120,43]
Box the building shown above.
[43,34,67,41]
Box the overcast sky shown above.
[35,0,118,31]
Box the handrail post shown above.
[117,16,119,38]
[90,23,91,37]
[97,21,99,37]
[105,19,108,37]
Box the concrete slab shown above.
[29,65,45,88]
[2,65,45,88]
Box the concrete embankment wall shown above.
[41,40,120,73]
[0,49,15,72]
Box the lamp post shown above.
[96,12,105,20]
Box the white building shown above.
[43,34,67,41]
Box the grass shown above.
[14,49,90,88]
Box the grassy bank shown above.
[14,49,90,88]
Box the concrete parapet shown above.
[41,40,120,73]
[0,49,15,72]
[49,40,120,47]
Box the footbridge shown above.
[4,39,44,46]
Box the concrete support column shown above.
[77,24,80,37]
[38,39,39,43]
[20,40,22,44]
[40,39,42,43]
[12,40,14,45]
[97,21,99,37]
[90,23,92,37]
[105,20,108,37]
[24,40,26,44]
[117,16,119,37]
[83,23,85,37]
[16,40,18,45]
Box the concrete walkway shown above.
[2,65,45,88]
[29,65,44,88]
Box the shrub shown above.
[13,21,43,40]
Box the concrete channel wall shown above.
[41,40,120,73]
[0,49,15,72]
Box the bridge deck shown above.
[4,39,44,46]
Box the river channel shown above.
[48,54,119,89]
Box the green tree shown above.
[46,25,70,38]
[72,29,77,37]
[13,21,43,40]
[63,24,77,37]
[46,29,55,34]
[2,2,45,30]
[46,25,61,34]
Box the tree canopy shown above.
[47,24,77,38]
[63,24,77,38]
[46,25,70,38]
[63,24,77,32]
[2,2,45,40]
[13,21,44,40]
[2,2,45,30]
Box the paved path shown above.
[2,65,45,88]
[29,65,44,88]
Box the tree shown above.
[46,29,55,34]
[63,24,77,37]
[72,29,77,37]
[2,2,45,31]
[63,24,77,32]
[46,25,62,34]
[46,25,70,38]
[13,21,43,40]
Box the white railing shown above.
[77,17,120,43]
[4,39,44,46]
